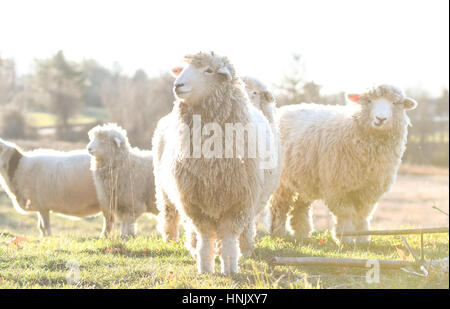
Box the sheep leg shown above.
[269,185,293,237]
[184,224,198,258]
[332,213,356,245]
[239,218,256,257]
[157,194,180,242]
[288,198,313,240]
[196,231,216,274]
[218,218,240,275]
[352,211,372,244]
[100,212,114,238]
[353,218,371,244]
[37,213,45,236]
[37,210,51,236]
[119,220,137,238]
[218,233,239,275]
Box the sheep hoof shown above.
[221,267,239,275]
[197,266,214,274]
[120,234,135,240]
[163,236,178,243]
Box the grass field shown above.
[0,166,448,289]
[27,107,109,128]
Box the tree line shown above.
[0,51,448,166]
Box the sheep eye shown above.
[205,68,213,74]
[253,91,258,96]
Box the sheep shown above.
[241,76,277,125]
[269,84,418,244]
[241,76,281,233]
[0,138,101,236]
[152,51,275,274]
[87,123,157,238]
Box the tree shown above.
[81,59,112,107]
[435,88,449,119]
[275,54,324,106]
[1,107,26,139]
[0,56,16,105]
[34,51,86,139]
[100,71,174,148]
[302,81,322,103]
[275,54,306,106]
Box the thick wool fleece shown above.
[89,123,157,237]
[0,140,100,236]
[270,85,413,244]
[241,76,281,232]
[152,52,270,273]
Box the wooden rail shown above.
[341,227,449,236]
[269,256,413,269]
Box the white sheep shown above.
[152,52,275,274]
[269,84,418,244]
[241,76,281,236]
[0,138,101,236]
[87,123,157,237]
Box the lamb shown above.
[241,76,281,229]
[0,138,101,236]
[269,84,418,244]
[87,123,158,237]
[152,51,275,274]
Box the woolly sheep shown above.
[241,76,277,125]
[152,52,275,274]
[269,84,418,244]
[0,138,101,236]
[241,76,281,231]
[87,123,158,237]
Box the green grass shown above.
[27,112,57,128]
[27,107,109,128]
[0,193,448,289]
[409,132,449,144]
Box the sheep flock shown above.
[0,51,418,274]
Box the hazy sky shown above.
[1,0,448,96]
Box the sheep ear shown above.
[170,67,183,78]
[114,137,122,148]
[402,97,418,110]
[346,93,361,103]
[217,66,232,81]
[263,91,275,103]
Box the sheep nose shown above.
[376,116,387,123]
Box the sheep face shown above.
[347,85,417,131]
[171,52,233,105]
[242,77,275,110]
[87,132,123,160]
[87,124,129,161]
